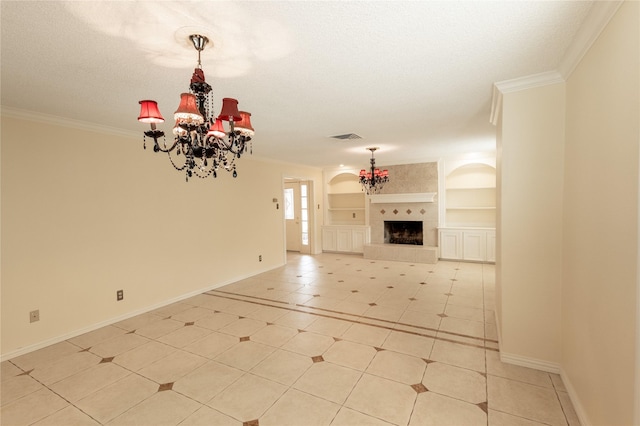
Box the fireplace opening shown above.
[384,221,423,245]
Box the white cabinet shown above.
[439,228,495,262]
[486,231,496,262]
[336,228,352,251]
[439,230,462,260]
[322,227,338,251]
[322,226,370,253]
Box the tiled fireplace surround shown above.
[364,162,439,264]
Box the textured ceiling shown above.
[1,1,594,170]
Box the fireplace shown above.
[384,221,423,245]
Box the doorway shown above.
[284,179,311,254]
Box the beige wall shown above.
[562,1,639,424]
[497,82,565,366]
[1,115,323,358]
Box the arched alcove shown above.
[445,163,496,227]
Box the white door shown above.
[285,182,301,252]
[285,181,311,253]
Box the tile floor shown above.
[1,253,580,426]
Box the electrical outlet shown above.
[116,290,124,301]
[30,310,39,323]
[259,255,262,262]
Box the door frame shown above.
[283,176,316,256]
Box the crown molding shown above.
[558,0,623,79]
[494,71,565,95]
[1,106,138,139]
[490,71,564,126]
[490,1,623,126]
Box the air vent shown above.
[329,133,362,140]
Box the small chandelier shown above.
[137,34,254,181]
[359,147,389,195]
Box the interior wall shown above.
[0,115,323,358]
[562,1,639,424]
[497,82,565,366]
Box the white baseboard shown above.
[559,368,592,426]
[1,264,281,362]
[492,311,591,425]
[499,351,561,374]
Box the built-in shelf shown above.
[444,163,496,228]
[326,173,366,226]
[369,192,437,204]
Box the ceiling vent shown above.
[329,133,362,140]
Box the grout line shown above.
[206,291,499,352]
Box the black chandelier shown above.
[359,147,389,195]
[137,34,254,181]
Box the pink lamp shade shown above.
[218,98,241,122]
[235,111,254,136]
[359,169,366,177]
[138,100,164,123]
[206,118,227,138]
[174,93,204,124]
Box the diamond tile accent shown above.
[387,286,394,289]
[445,293,454,296]
[311,356,325,363]
[423,358,436,364]
[409,298,417,301]
[158,382,174,392]
[100,357,115,364]
[406,209,412,215]
[239,336,251,342]
[477,401,488,414]
[369,303,377,306]
[374,347,385,352]
[313,294,321,297]
[351,290,359,293]
[420,208,426,214]
[411,383,428,393]
[243,420,259,426]
[380,209,386,214]
[437,313,448,318]
[393,209,399,214]
[18,369,34,376]
[185,322,195,326]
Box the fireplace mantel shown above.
[369,192,437,204]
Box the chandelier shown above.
[137,34,254,181]
[359,147,389,195]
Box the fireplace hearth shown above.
[384,221,423,245]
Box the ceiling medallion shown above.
[359,147,389,195]
[137,34,254,181]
